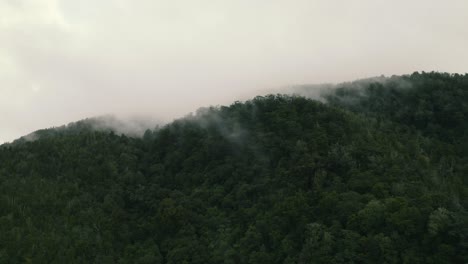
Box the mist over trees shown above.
[0,72,466,263]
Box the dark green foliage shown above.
[0,72,466,263]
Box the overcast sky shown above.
[1,0,467,143]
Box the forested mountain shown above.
[0,72,466,263]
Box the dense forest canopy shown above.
[0,72,466,263]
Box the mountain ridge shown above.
[0,72,466,263]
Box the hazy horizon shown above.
[2,0,468,143]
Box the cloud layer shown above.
[1,0,468,143]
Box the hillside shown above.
[0,72,466,263]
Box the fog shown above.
[1,0,468,143]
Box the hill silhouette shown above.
[0,72,466,263]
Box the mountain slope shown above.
[0,75,467,263]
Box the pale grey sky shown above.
[1,0,468,143]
